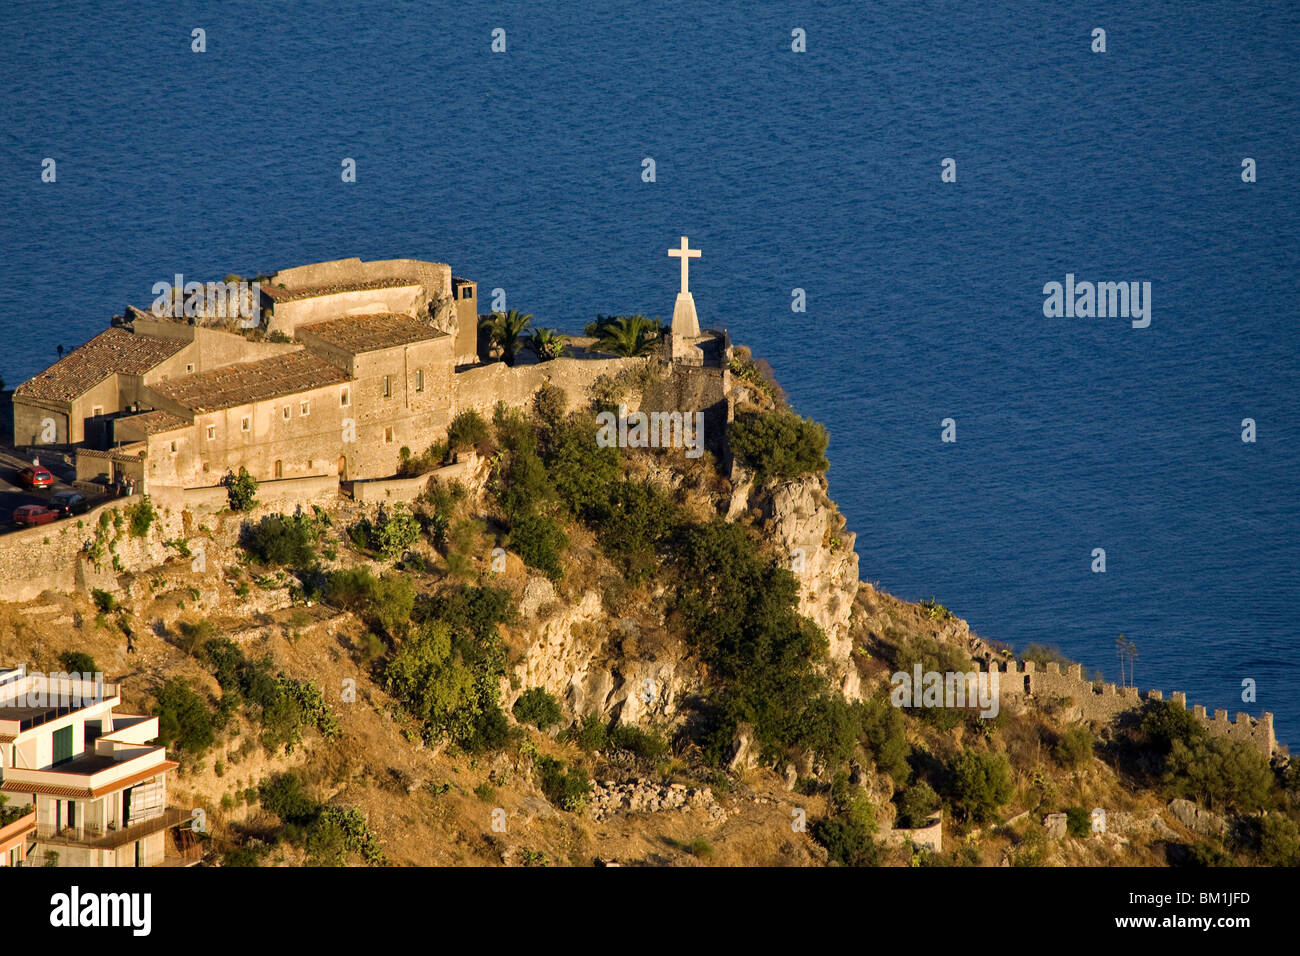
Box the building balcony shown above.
[0,809,37,848]
[34,807,189,850]
[1,744,175,799]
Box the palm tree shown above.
[590,314,662,357]
[526,327,568,361]
[479,309,533,366]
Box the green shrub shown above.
[1065,806,1091,837]
[259,772,318,823]
[512,687,563,729]
[223,467,258,511]
[566,714,608,752]
[728,408,829,483]
[154,679,214,755]
[58,651,97,674]
[607,723,670,762]
[247,509,323,567]
[125,496,157,538]
[1163,736,1275,814]
[372,503,420,560]
[945,750,1013,823]
[91,588,117,613]
[508,512,567,579]
[860,695,911,784]
[812,772,880,866]
[895,781,941,829]
[1259,813,1300,866]
[447,410,489,452]
[1021,644,1074,668]
[1053,726,1095,768]
[535,756,590,813]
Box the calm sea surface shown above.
[1,1,1296,743]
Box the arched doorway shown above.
[337,456,347,481]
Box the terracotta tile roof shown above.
[149,351,348,413]
[299,312,446,353]
[118,409,191,435]
[15,328,188,403]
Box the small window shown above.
[415,369,424,393]
[91,405,103,417]
[341,387,349,407]
[186,363,194,373]
[465,287,473,299]
[206,426,216,440]
[169,440,177,454]
[383,375,392,398]
[384,426,394,444]
[300,400,310,416]
[241,416,251,432]
[282,406,291,421]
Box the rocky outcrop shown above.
[1168,798,1228,837]
[508,579,702,727]
[588,779,726,822]
[749,476,861,699]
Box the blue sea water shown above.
[0,2,1296,743]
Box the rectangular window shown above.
[241,416,251,432]
[186,363,194,374]
[341,387,349,407]
[383,375,391,398]
[465,287,473,299]
[300,400,310,416]
[91,406,103,417]
[169,440,177,454]
[415,369,424,393]
[206,426,216,440]
[282,406,291,421]
[384,426,394,444]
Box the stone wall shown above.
[988,659,1277,758]
[452,355,643,417]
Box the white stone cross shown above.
[668,236,701,295]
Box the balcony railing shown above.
[34,807,188,849]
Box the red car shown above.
[16,466,54,490]
[12,504,57,528]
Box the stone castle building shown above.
[12,258,485,492]
[12,253,732,497]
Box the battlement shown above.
[985,659,1275,758]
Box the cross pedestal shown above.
[668,236,702,361]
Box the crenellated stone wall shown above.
[987,659,1276,758]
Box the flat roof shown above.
[298,312,446,353]
[149,350,348,413]
[265,277,423,303]
[15,328,189,403]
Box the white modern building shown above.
[0,666,186,866]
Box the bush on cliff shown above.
[512,687,562,730]
[246,508,324,567]
[945,750,1013,823]
[154,679,214,756]
[728,408,829,484]
[223,467,258,511]
[812,771,880,866]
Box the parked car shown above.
[12,505,57,528]
[16,466,54,490]
[49,491,90,517]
